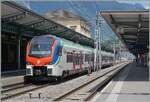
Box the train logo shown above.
[37,60,40,64]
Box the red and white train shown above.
[24,35,114,82]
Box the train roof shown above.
[61,38,94,52]
[33,35,114,56]
[101,51,114,57]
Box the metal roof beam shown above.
[124,37,148,41]
[112,21,147,28]
[30,20,48,28]
[121,32,149,35]
[137,39,149,42]
[44,26,58,33]
[70,33,78,40]
[24,19,45,26]
[122,34,148,38]
[110,14,118,28]
[2,12,26,24]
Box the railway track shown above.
[1,83,32,93]
[2,82,26,89]
[53,62,129,101]
[1,82,50,101]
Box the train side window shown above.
[85,54,87,62]
[67,52,73,63]
[85,54,88,62]
[67,52,69,63]
[80,53,83,64]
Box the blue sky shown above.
[117,0,149,9]
[29,0,149,14]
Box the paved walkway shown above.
[92,62,150,102]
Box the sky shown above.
[18,0,149,14]
[29,0,149,14]
[117,0,149,9]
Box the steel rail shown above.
[53,62,129,101]
[84,63,129,101]
[1,84,50,101]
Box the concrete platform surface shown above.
[92,62,150,102]
[1,76,24,87]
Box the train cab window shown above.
[29,36,53,58]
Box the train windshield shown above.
[29,36,53,58]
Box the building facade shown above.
[44,9,91,38]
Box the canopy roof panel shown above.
[101,10,149,55]
[1,1,94,47]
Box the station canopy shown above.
[1,1,94,47]
[101,10,149,56]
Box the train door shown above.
[72,51,76,73]
[80,52,83,72]
[92,53,95,71]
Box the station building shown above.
[44,9,92,38]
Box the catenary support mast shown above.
[94,12,102,71]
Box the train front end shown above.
[24,35,62,82]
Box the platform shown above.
[1,75,24,87]
[92,62,150,102]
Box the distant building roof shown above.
[44,9,90,25]
[45,9,79,19]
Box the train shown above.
[24,35,114,82]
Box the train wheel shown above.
[57,76,63,81]
[62,71,67,78]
